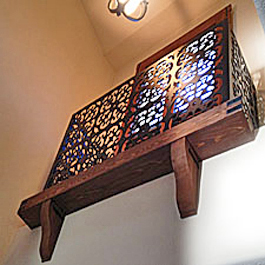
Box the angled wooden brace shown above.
[40,199,65,262]
[170,137,202,218]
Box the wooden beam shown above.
[40,200,65,262]
[16,99,257,263]
[171,138,202,218]
[17,100,255,230]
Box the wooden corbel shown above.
[39,200,65,262]
[171,138,202,218]
[38,139,203,260]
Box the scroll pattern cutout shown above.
[119,56,174,150]
[118,22,228,151]
[169,25,227,127]
[45,20,232,187]
[45,79,134,187]
[231,32,259,129]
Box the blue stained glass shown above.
[206,85,215,92]
[149,119,157,127]
[207,50,217,60]
[179,102,189,111]
[200,91,213,100]
[187,95,195,102]
[173,31,217,114]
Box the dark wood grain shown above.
[55,145,172,215]
[188,101,257,160]
[18,99,256,230]
[171,138,202,218]
[40,200,65,262]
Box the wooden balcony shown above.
[18,5,259,262]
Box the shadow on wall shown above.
[253,0,265,32]
[252,67,265,126]
[252,67,265,91]
[232,257,265,265]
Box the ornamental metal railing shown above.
[44,12,258,188]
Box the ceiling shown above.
[81,0,265,77]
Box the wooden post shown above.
[40,199,65,262]
[170,137,202,218]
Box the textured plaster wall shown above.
[0,0,114,263]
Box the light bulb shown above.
[124,0,142,15]
[108,0,148,22]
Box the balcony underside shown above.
[18,99,256,230]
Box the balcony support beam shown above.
[40,200,65,262]
[171,138,202,218]
[18,99,256,262]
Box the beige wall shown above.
[0,0,114,263]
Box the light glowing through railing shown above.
[45,20,230,187]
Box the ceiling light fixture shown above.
[108,0,148,22]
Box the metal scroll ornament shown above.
[45,79,134,187]
[118,21,229,151]
[45,20,236,188]
[231,32,259,129]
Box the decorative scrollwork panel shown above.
[168,23,228,128]
[118,54,175,151]
[45,79,134,188]
[231,31,259,129]
[45,18,253,188]
[117,20,229,151]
